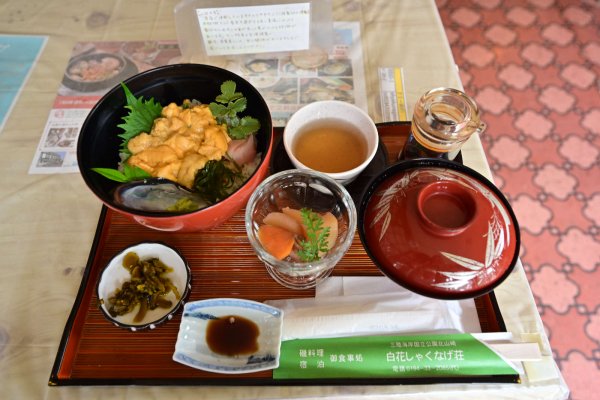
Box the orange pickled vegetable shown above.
[257,224,296,260]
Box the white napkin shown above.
[266,277,481,340]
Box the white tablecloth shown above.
[0,0,568,398]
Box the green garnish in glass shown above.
[297,208,331,262]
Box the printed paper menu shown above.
[28,40,181,174]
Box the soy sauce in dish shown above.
[206,315,259,356]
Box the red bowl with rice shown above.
[77,64,273,232]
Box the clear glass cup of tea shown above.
[245,169,357,290]
[283,100,379,185]
[399,87,486,161]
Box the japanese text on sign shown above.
[196,3,311,56]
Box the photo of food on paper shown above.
[249,77,298,104]
[241,58,279,75]
[279,57,317,76]
[318,59,353,76]
[300,77,354,103]
[58,41,182,96]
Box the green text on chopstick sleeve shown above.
[273,333,518,380]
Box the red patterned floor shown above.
[435,1,599,398]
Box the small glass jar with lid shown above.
[400,87,486,161]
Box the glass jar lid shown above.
[412,87,486,149]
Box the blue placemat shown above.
[0,34,47,133]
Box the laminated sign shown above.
[196,3,311,56]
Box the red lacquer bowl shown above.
[77,64,273,232]
[358,159,520,300]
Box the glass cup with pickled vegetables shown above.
[245,170,357,290]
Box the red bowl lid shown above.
[359,159,520,300]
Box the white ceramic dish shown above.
[96,242,191,331]
[173,298,284,374]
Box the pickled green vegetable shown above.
[106,252,181,322]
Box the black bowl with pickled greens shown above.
[97,242,192,331]
[77,63,273,232]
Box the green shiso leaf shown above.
[116,83,163,153]
[91,168,129,183]
[91,165,151,183]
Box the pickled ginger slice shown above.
[263,212,304,236]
